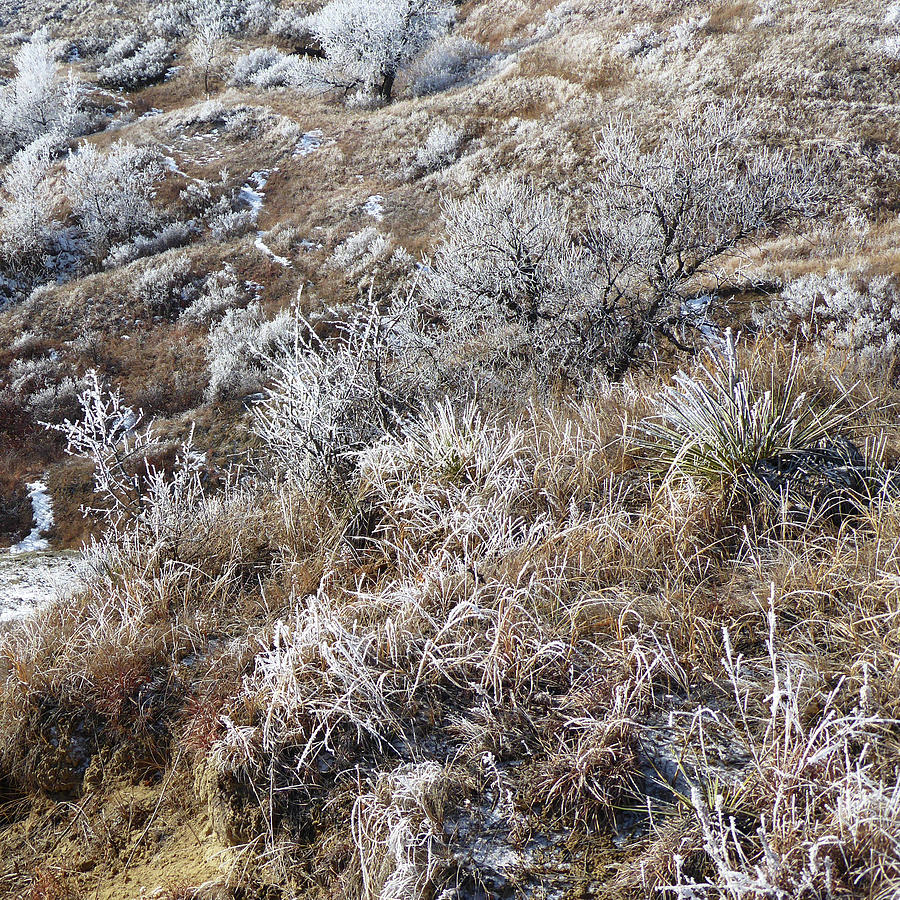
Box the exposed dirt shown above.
[0,768,229,899]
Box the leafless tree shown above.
[300,0,453,101]
[189,0,227,97]
[584,110,822,377]
[422,115,821,383]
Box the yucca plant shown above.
[631,332,855,495]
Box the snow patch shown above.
[163,155,186,176]
[254,234,292,268]
[0,553,82,625]
[11,481,53,554]
[239,171,270,220]
[363,194,385,220]
[294,129,323,156]
[239,171,292,266]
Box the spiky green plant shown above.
[631,333,854,492]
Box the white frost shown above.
[294,129,324,156]
[11,481,53,554]
[0,553,82,624]
[363,194,385,220]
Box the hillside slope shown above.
[1,1,900,898]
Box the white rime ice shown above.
[11,480,53,554]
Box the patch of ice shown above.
[294,129,323,156]
[680,294,724,348]
[363,194,385,220]
[163,155,186,176]
[11,481,53,554]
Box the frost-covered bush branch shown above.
[587,111,822,377]
[48,371,161,521]
[423,176,596,384]
[152,0,274,38]
[0,29,85,161]
[253,302,421,486]
[48,372,208,552]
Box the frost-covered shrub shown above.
[289,0,454,100]
[129,254,194,317]
[151,0,275,39]
[668,15,709,50]
[0,133,60,263]
[230,47,285,86]
[412,121,462,173]
[65,141,164,258]
[180,265,246,325]
[104,221,196,268]
[101,33,142,65]
[97,36,174,89]
[423,177,588,383]
[205,303,293,402]
[207,208,256,241]
[760,269,900,369]
[422,112,820,384]
[882,35,900,60]
[328,228,416,293]
[331,226,390,274]
[248,53,317,89]
[252,305,418,483]
[7,354,87,422]
[614,23,664,57]
[585,111,821,378]
[406,34,489,96]
[47,371,209,531]
[615,16,708,60]
[0,29,86,161]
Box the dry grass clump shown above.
[0,471,308,792]
[3,340,900,897]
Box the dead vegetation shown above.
[1,0,900,898]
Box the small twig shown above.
[122,745,184,874]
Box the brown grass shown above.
[1,0,900,895]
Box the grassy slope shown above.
[1,1,900,898]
